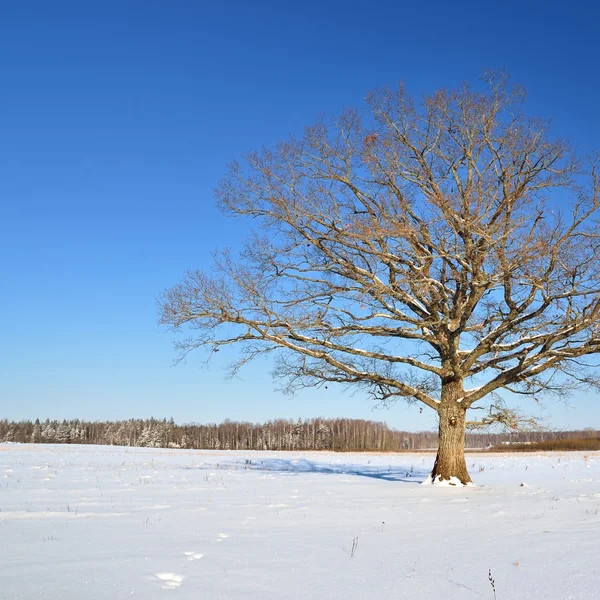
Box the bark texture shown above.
[429,381,472,485]
[430,406,471,485]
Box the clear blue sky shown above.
[1,0,599,430]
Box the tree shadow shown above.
[238,457,430,483]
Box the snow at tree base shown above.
[1,444,599,599]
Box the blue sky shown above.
[1,0,599,430]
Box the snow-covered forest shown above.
[0,417,597,451]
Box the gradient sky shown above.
[1,0,599,431]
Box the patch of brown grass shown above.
[489,437,600,452]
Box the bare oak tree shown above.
[160,73,600,485]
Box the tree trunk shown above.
[428,381,472,486]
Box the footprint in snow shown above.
[155,572,183,589]
[184,551,204,561]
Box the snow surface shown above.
[422,474,475,487]
[1,444,599,599]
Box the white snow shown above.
[423,474,475,487]
[1,443,599,599]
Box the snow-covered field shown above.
[1,444,599,599]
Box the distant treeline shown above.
[0,418,598,451]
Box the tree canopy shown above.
[160,73,600,484]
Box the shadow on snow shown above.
[236,457,430,483]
